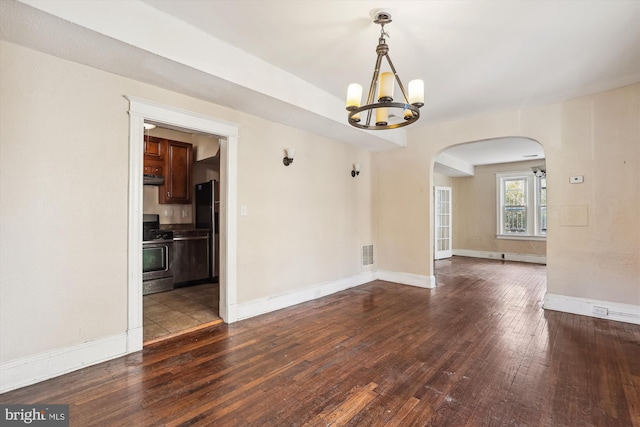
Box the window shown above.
[497,171,546,239]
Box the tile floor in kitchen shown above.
[143,282,221,342]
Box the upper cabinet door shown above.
[160,140,193,204]
[144,136,164,159]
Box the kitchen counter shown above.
[159,224,210,233]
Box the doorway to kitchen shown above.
[126,96,239,354]
[141,124,223,342]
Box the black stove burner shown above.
[144,229,174,241]
[143,214,173,241]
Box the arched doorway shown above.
[432,136,547,269]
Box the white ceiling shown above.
[140,0,640,121]
[2,0,639,161]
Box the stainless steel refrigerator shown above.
[195,180,219,280]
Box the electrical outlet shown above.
[592,306,608,316]
[570,175,584,184]
[164,209,173,217]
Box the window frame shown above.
[496,171,547,240]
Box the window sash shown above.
[497,172,546,238]
[503,206,527,233]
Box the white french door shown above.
[434,186,452,259]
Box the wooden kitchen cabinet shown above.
[144,136,164,159]
[172,230,210,285]
[159,140,193,204]
[143,162,164,176]
[143,136,165,176]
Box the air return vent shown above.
[362,245,374,266]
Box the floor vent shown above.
[362,245,374,266]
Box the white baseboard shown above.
[237,271,377,320]
[453,249,546,264]
[543,293,640,325]
[237,270,436,321]
[1,269,434,393]
[0,332,129,394]
[376,270,435,289]
[127,326,143,353]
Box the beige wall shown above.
[1,38,638,369]
[452,160,546,256]
[376,83,639,305]
[0,41,375,363]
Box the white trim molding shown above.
[126,95,240,342]
[376,270,436,289]
[0,333,128,394]
[236,270,436,321]
[237,271,376,320]
[543,293,640,325]
[452,249,546,265]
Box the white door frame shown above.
[126,96,239,353]
[434,186,453,260]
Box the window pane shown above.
[505,179,526,206]
[540,206,547,233]
[504,206,526,233]
[539,177,547,205]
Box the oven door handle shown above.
[143,239,174,244]
[172,236,209,241]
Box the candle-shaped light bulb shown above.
[375,107,388,126]
[346,83,363,110]
[355,163,361,173]
[408,79,424,106]
[378,72,394,102]
[404,109,414,120]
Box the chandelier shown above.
[346,10,424,130]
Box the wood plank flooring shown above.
[2,257,639,426]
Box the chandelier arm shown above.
[345,11,422,130]
[384,53,410,104]
[364,52,385,127]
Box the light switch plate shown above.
[240,205,248,216]
[569,175,584,184]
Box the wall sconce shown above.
[283,148,295,166]
[351,163,361,177]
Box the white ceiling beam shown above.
[17,0,406,151]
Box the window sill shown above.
[496,234,546,242]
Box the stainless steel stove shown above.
[142,214,174,295]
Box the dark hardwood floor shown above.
[2,257,639,426]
